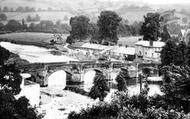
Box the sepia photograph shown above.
[0,0,190,119]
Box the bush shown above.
[68,102,119,119]
[68,90,190,119]
[89,71,110,101]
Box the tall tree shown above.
[160,40,177,66]
[140,13,161,41]
[6,20,22,32]
[186,42,190,66]
[174,41,186,66]
[89,70,110,101]
[68,15,90,43]
[161,25,170,42]
[0,13,7,21]
[97,10,122,45]
[115,68,130,91]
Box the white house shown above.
[135,41,165,62]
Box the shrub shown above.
[89,71,110,101]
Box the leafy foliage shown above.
[69,90,190,119]
[160,25,171,42]
[186,42,190,66]
[115,68,130,91]
[89,71,110,101]
[160,40,177,66]
[0,46,42,119]
[97,10,122,44]
[140,12,161,41]
[67,15,90,43]
[6,20,22,32]
[161,64,190,112]
[161,40,187,66]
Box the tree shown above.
[182,17,188,24]
[28,23,36,32]
[115,68,130,91]
[3,6,9,12]
[0,46,10,65]
[140,13,161,41]
[6,20,22,32]
[21,19,27,31]
[0,13,7,21]
[174,41,186,65]
[0,46,41,119]
[37,20,54,32]
[27,15,32,22]
[160,25,170,42]
[161,64,190,112]
[68,15,90,42]
[186,42,190,66]
[0,23,5,31]
[97,10,122,44]
[89,70,110,101]
[142,67,151,78]
[160,40,177,66]
[16,6,24,12]
[88,23,100,43]
[35,14,40,21]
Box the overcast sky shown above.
[105,0,190,4]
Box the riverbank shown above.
[0,42,78,63]
[0,32,69,49]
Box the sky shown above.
[140,0,190,4]
[104,0,190,4]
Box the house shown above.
[69,42,136,61]
[135,41,165,62]
[111,46,136,61]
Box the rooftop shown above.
[135,41,165,48]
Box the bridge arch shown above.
[82,68,105,92]
[47,70,70,89]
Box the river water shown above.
[0,42,78,63]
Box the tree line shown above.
[0,19,70,34]
[0,6,36,12]
[66,11,142,45]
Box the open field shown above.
[0,32,69,48]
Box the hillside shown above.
[0,0,154,24]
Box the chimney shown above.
[150,40,153,46]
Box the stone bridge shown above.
[16,61,134,86]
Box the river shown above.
[0,42,78,63]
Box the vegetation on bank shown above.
[0,32,62,49]
[0,46,42,119]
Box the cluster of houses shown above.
[68,38,166,63]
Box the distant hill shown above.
[0,0,155,24]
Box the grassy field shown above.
[0,32,141,48]
[118,36,142,47]
[0,32,69,49]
